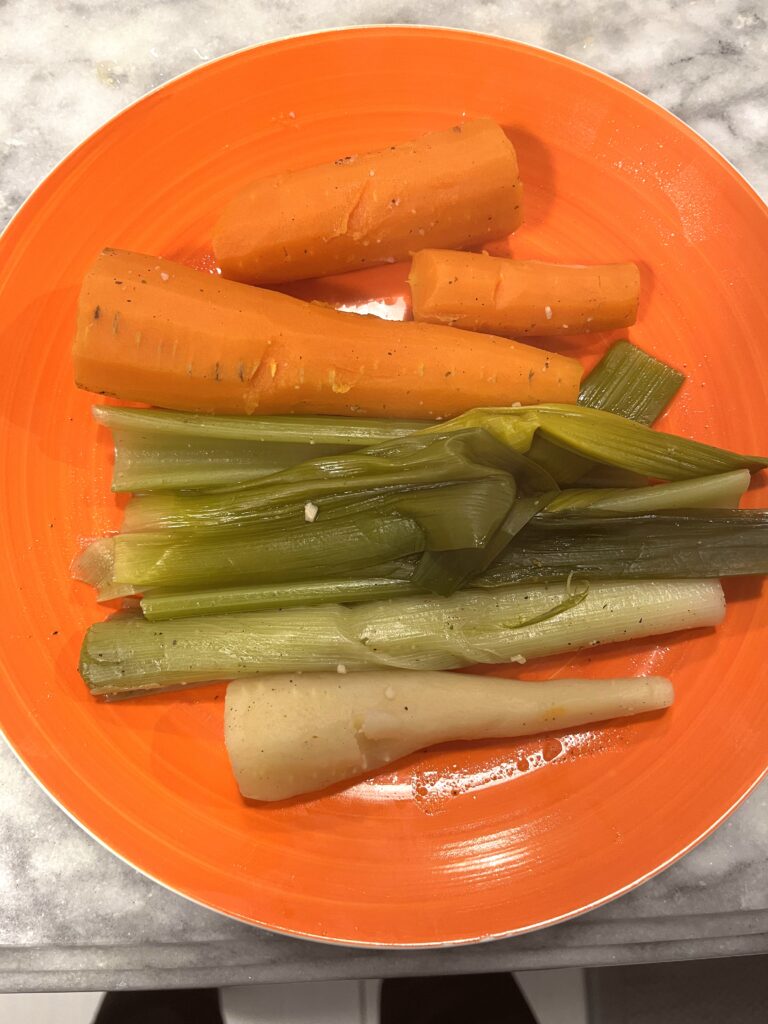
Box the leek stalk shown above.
[94,405,427,493]
[113,478,516,590]
[138,506,768,619]
[528,340,685,483]
[79,578,725,695]
[545,469,750,513]
[479,509,768,585]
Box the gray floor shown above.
[586,955,768,1024]
[0,969,582,1023]
[2,958,767,1022]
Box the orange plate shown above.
[0,27,767,947]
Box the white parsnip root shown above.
[225,671,673,801]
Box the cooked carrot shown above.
[72,249,581,418]
[213,119,523,286]
[409,250,641,337]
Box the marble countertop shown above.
[1,0,767,993]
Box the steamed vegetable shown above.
[93,405,426,492]
[140,575,419,621]
[213,119,523,286]
[78,579,725,695]
[529,404,768,479]
[577,340,685,420]
[69,110,768,813]
[73,249,581,418]
[90,402,766,604]
[545,470,750,513]
[96,341,683,494]
[225,671,674,801]
[409,251,640,336]
[479,509,768,585]
[118,403,765,536]
[118,426,546,533]
[137,504,768,620]
[529,339,685,484]
[111,478,518,591]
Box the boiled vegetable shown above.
[119,426,545,533]
[100,402,765,604]
[96,341,681,494]
[545,470,750,513]
[78,579,725,695]
[141,575,418,621]
[93,405,426,492]
[93,405,426,447]
[213,119,523,286]
[577,340,684,420]
[409,250,640,336]
[111,478,516,591]
[119,403,767,536]
[73,249,581,418]
[478,509,768,585]
[139,504,768,620]
[527,339,684,484]
[531,404,768,479]
[225,671,674,801]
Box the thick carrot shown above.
[409,250,641,336]
[72,249,581,418]
[213,119,523,286]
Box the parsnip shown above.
[225,671,673,801]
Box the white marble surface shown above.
[1,0,767,993]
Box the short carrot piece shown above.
[409,250,641,337]
[213,119,523,286]
[72,249,582,418]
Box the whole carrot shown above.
[409,250,641,336]
[72,249,581,418]
[213,120,523,286]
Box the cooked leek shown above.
[113,479,515,590]
[121,429,544,533]
[120,403,764,535]
[528,340,684,483]
[532,405,768,480]
[578,340,685,420]
[141,576,419,621]
[409,493,549,595]
[79,579,725,695]
[94,405,427,493]
[478,510,768,584]
[110,434,350,493]
[71,537,138,601]
[138,504,768,619]
[546,470,750,513]
[93,405,428,445]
